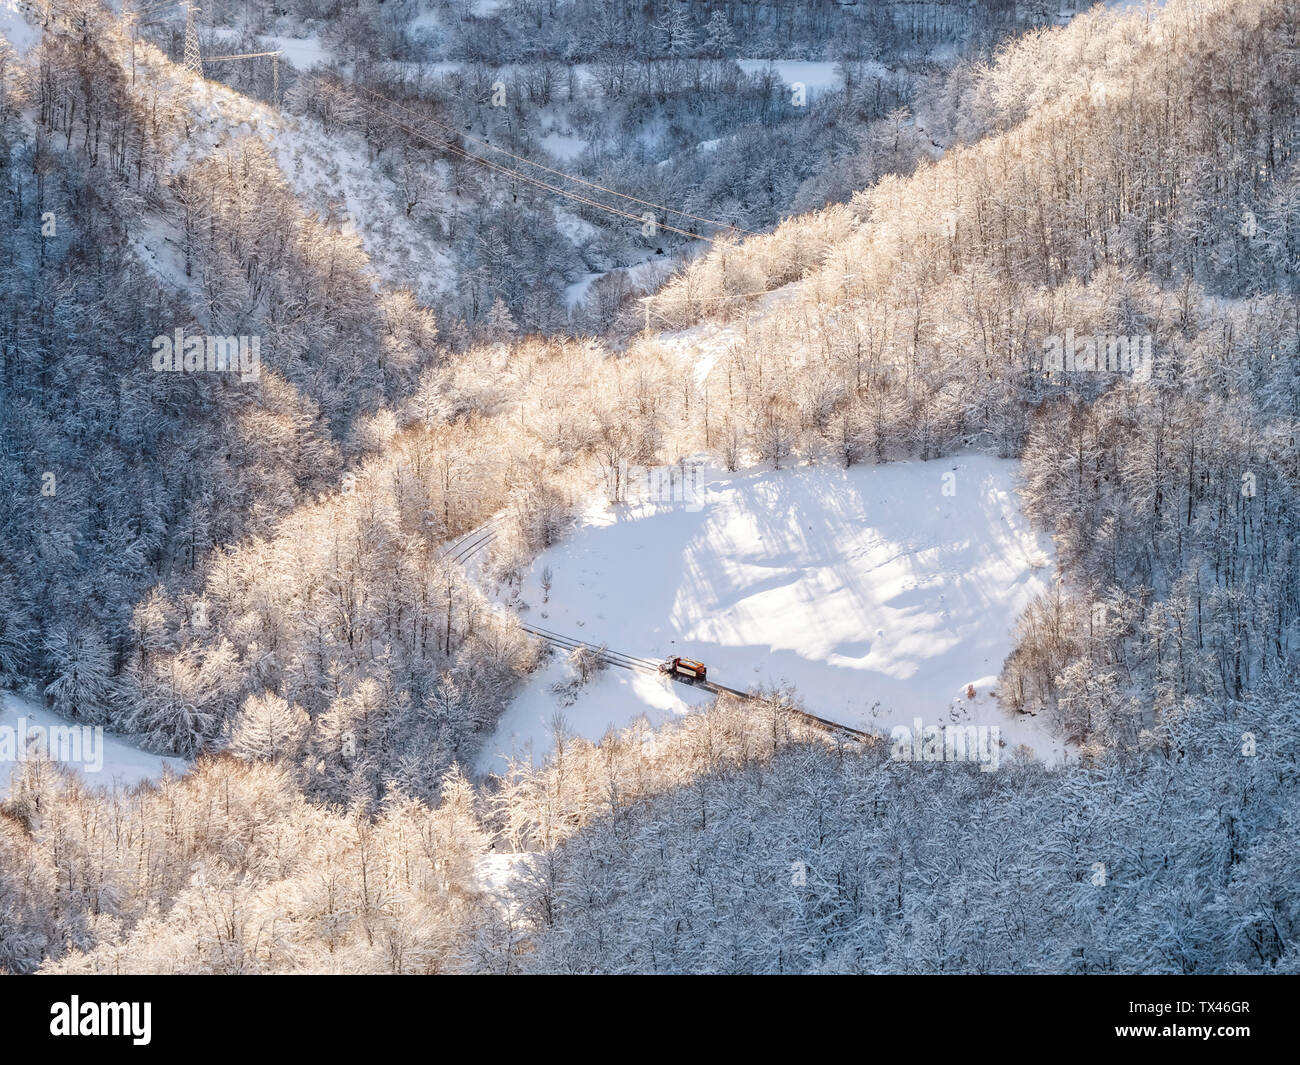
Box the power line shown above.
[133,14,746,245]
[344,87,726,244]
[206,50,282,103]
[350,82,751,239]
[356,83,751,235]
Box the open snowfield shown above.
[477,455,1065,774]
[1,693,187,798]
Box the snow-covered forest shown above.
[1,0,1298,975]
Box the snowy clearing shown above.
[538,130,587,161]
[258,34,331,71]
[478,455,1065,774]
[737,59,849,99]
[1,692,187,798]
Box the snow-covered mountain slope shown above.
[112,39,463,305]
[1,693,187,797]
[479,454,1065,773]
[0,0,40,53]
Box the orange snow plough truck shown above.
[660,656,707,683]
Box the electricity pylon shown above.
[183,2,202,77]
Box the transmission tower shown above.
[182,2,203,77]
[206,50,284,107]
